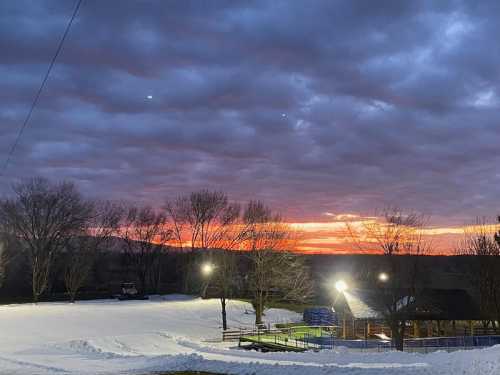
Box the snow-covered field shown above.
[0,295,499,374]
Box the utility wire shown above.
[1,0,83,177]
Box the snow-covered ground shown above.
[0,295,499,374]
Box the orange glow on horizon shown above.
[126,215,500,256]
[289,219,500,255]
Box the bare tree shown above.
[203,217,243,331]
[166,190,240,250]
[242,201,313,326]
[456,217,500,330]
[0,230,13,288]
[167,190,241,329]
[147,249,167,294]
[119,205,171,295]
[207,249,240,330]
[0,178,92,302]
[495,216,500,246]
[64,201,123,302]
[165,190,240,293]
[164,196,189,252]
[347,208,430,350]
[166,194,312,328]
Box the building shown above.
[333,288,484,339]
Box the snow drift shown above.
[0,295,499,374]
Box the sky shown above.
[1,1,500,254]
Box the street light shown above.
[335,279,348,292]
[378,272,389,282]
[201,262,214,277]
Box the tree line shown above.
[0,177,313,329]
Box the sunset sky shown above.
[290,217,497,255]
[1,1,500,254]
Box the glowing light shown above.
[335,280,348,292]
[201,262,214,276]
[146,95,153,99]
[378,272,389,282]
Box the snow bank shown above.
[0,296,498,374]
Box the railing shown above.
[223,329,249,342]
[330,335,500,352]
[455,327,499,336]
[222,327,285,341]
[225,326,500,352]
[223,325,336,341]
[224,326,336,350]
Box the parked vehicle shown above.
[117,282,148,300]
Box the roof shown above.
[404,289,481,320]
[342,289,382,319]
[336,288,481,321]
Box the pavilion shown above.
[333,288,484,339]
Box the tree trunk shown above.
[32,270,42,303]
[32,280,37,303]
[201,282,208,298]
[138,270,147,296]
[32,268,39,303]
[255,306,263,325]
[221,297,228,330]
[399,321,406,351]
[183,254,194,293]
[254,293,264,326]
[390,320,405,351]
[152,261,161,293]
[390,322,399,349]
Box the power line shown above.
[1,0,83,177]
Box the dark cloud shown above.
[1,0,499,226]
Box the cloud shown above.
[1,0,499,233]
